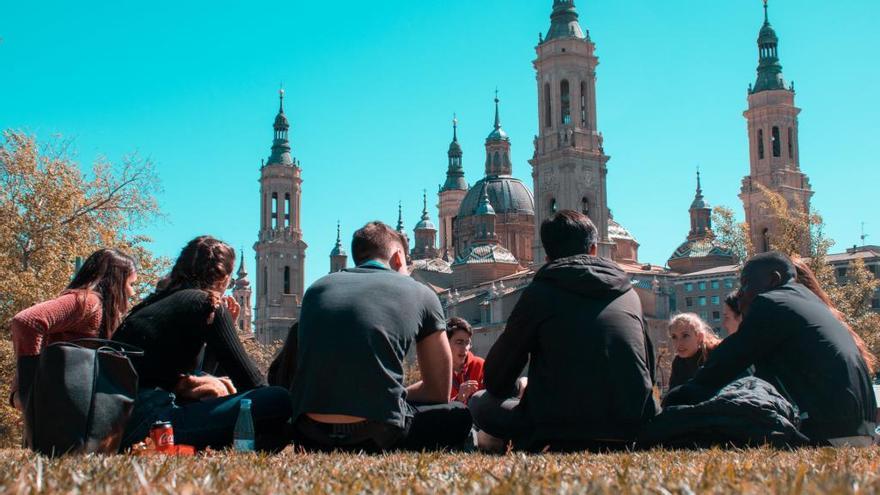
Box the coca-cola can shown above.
[150,421,175,450]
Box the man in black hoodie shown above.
[665,252,877,445]
[469,210,659,452]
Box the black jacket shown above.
[640,376,810,449]
[666,282,877,442]
[483,255,659,445]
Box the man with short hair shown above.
[469,210,659,452]
[446,317,485,404]
[289,221,473,452]
[666,252,877,445]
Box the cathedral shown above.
[233,0,820,352]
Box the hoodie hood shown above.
[535,254,632,299]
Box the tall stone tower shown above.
[530,0,613,264]
[254,89,308,344]
[438,117,468,261]
[412,192,440,261]
[231,252,253,333]
[740,1,813,255]
[330,222,348,273]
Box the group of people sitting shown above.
[9,209,878,453]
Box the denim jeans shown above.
[122,386,292,452]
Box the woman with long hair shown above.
[790,256,877,375]
[10,248,137,409]
[722,291,743,336]
[667,313,722,390]
[114,236,291,452]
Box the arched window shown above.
[493,152,500,171]
[772,127,781,157]
[283,266,291,294]
[544,83,552,128]
[262,193,267,229]
[560,80,571,125]
[271,193,278,229]
[284,193,291,228]
[263,266,268,296]
[581,197,589,216]
[580,81,587,127]
[788,127,794,159]
[550,198,558,214]
[762,228,771,253]
[757,129,765,159]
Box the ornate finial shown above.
[422,190,429,216]
[452,113,458,142]
[336,221,342,243]
[279,86,285,112]
[493,89,502,130]
[397,201,405,232]
[696,167,703,196]
[764,0,769,24]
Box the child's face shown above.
[669,324,703,359]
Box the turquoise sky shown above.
[2,0,878,287]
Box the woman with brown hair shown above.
[10,248,137,409]
[667,313,722,390]
[790,256,877,375]
[115,236,292,452]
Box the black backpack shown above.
[18,339,142,456]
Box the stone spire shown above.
[485,93,513,176]
[412,191,439,260]
[396,201,406,234]
[416,191,433,229]
[688,170,712,240]
[545,0,586,42]
[474,182,498,244]
[330,221,348,273]
[234,248,250,289]
[267,88,294,166]
[442,115,468,192]
[752,0,788,93]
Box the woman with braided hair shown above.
[115,236,292,452]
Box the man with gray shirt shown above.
[289,221,472,451]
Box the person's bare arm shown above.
[406,331,452,404]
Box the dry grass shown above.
[0,447,878,494]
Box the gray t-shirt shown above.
[289,263,446,428]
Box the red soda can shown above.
[150,421,175,450]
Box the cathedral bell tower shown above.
[530,0,613,264]
[438,117,468,261]
[740,0,813,256]
[254,89,308,344]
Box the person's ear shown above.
[389,249,406,273]
[588,244,598,256]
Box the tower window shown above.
[788,127,794,159]
[271,193,278,229]
[772,127,781,157]
[544,83,552,128]
[581,197,589,216]
[762,228,770,253]
[560,80,571,125]
[263,266,268,297]
[283,266,291,294]
[758,129,765,159]
[580,81,587,127]
[285,193,291,228]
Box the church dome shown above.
[669,239,735,262]
[457,177,534,219]
[608,218,637,243]
[453,244,518,266]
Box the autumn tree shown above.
[711,206,753,263]
[0,130,170,325]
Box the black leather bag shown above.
[18,339,142,456]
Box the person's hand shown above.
[174,374,237,401]
[11,391,22,412]
[222,296,241,322]
[515,377,528,400]
[456,380,480,403]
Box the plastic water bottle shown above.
[233,399,256,452]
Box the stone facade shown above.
[231,254,253,333]
[254,90,308,345]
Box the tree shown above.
[712,206,753,263]
[0,130,168,325]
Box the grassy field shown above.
[0,447,879,494]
